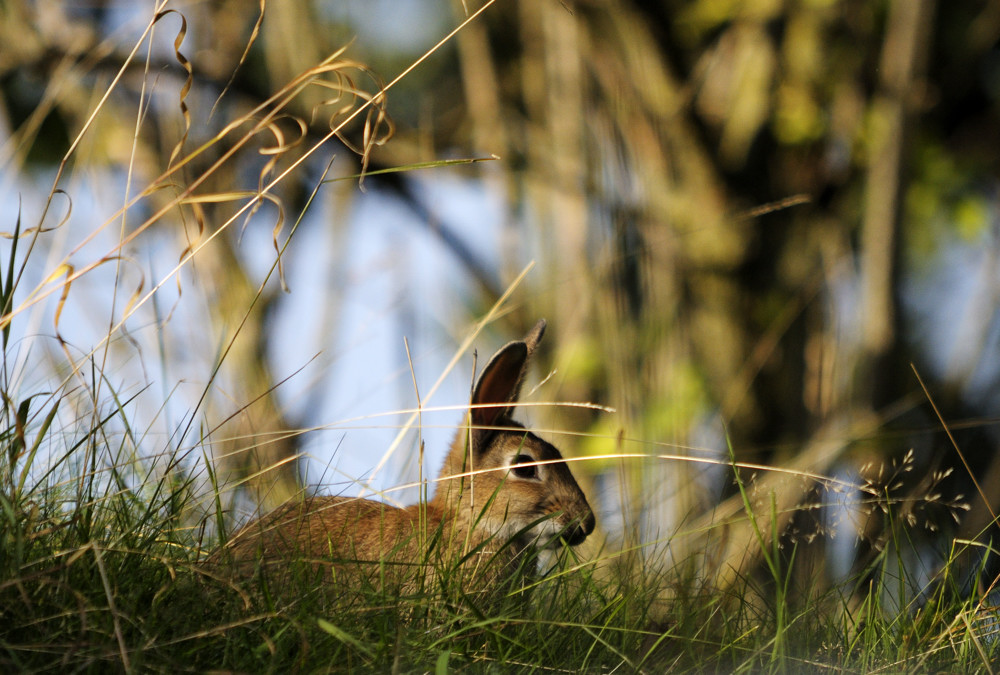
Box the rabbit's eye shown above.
[511,454,537,479]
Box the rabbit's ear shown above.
[522,318,546,356]
[471,341,527,430]
[470,320,546,430]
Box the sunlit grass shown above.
[2,385,997,672]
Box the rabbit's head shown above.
[435,320,596,552]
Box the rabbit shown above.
[215,319,595,595]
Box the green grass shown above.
[2,398,997,674]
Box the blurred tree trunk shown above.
[199,225,300,511]
[858,0,933,409]
[840,0,935,605]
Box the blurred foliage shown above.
[423,0,1000,599]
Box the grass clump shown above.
[2,399,999,672]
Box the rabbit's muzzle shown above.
[562,509,596,546]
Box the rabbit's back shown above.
[221,495,516,589]
[227,496,428,559]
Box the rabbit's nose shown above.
[563,510,596,546]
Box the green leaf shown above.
[1,206,21,351]
[435,649,450,675]
[317,618,374,658]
